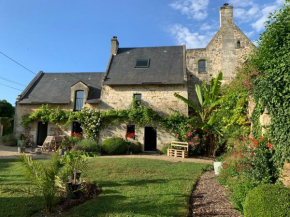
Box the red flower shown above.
[267,143,273,149]
[246,163,251,168]
[240,154,244,158]
[233,151,237,155]
[260,137,264,140]
[249,138,253,141]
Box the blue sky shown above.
[0,0,285,105]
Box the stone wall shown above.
[99,84,187,149]
[14,103,100,143]
[99,123,175,151]
[186,6,254,105]
[100,84,188,116]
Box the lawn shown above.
[0,158,211,217]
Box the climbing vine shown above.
[21,97,190,140]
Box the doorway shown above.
[144,127,157,151]
[37,122,48,145]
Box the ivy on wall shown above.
[21,97,191,140]
[246,2,290,165]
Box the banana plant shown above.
[174,72,223,155]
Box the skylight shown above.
[135,59,150,68]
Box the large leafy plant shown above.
[174,72,223,155]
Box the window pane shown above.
[135,59,149,67]
[74,90,84,111]
[198,60,206,73]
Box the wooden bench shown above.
[167,141,189,158]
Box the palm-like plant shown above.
[21,151,63,213]
[174,72,223,155]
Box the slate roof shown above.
[18,72,105,104]
[104,46,185,85]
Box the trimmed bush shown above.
[244,184,290,217]
[160,143,171,155]
[73,139,100,153]
[1,134,17,146]
[102,137,128,155]
[128,141,142,154]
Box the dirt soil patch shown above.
[190,171,242,217]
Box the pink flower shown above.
[189,141,193,145]
[193,136,199,139]
[187,132,192,137]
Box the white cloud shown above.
[276,0,285,5]
[252,5,279,32]
[169,24,212,48]
[200,23,213,31]
[245,31,255,38]
[169,0,209,20]
[234,4,260,23]
[228,0,254,7]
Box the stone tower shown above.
[186,3,254,105]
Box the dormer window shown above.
[237,40,241,48]
[198,59,207,73]
[74,90,84,111]
[135,59,150,68]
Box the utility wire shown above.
[0,76,26,86]
[0,51,36,75]
[0,83,23,91]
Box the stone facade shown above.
[187,5,254,104]
[98,84,188,149]
[100,84,188,116]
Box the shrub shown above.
[160,143,171,155]
[73,139,100,153]
[128,140,142,154]
[244,184,290,217]
[1,134,17,146]
[228,178,257,213]
[102,137,128,155]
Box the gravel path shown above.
[190,171,242,217]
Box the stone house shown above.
[14,3,253,151]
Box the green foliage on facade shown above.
[247,2,290,165]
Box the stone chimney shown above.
[111,36,119,55]
[220,3,233,27]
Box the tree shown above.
[174,72,223,155]
[0,100,14,118]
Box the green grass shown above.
[0,158,211,217]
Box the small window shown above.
[135,59,150,68]
[72,122,82,134]
[74,90,84,111]
[198,60,206,73]
[133,94,142,107]
[237,40,241,48]
[126,125,135,139]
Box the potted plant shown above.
[18,139,26,153]
[59,140,68,156]
[61,151,88,199]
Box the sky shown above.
[0,0,285,105]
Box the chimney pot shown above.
[224,3,229,6]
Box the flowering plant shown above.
[185,125,205,155]
[125,132,135,139]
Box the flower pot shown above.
[213,162,222,175]
[59,148,66,156]
[18,147,25,153]
[67,182,82,199]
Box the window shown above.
[237,40,241,48]
[133,94,142,107]
[126,125,135,139]
[198,60,206,73]
[72,122,82,134]
[74,90,84,111]
[135,59,150,68]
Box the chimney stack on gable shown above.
[220,3,233,27]
[111,36,119,55]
